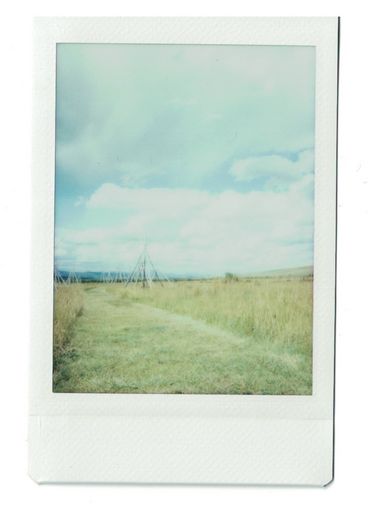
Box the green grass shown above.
[53,277,313,395]
[53,283,84,369]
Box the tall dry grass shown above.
[53,283,84,366]
[122,277,313,352]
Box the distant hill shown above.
[56,270,205,283]
[245,266,313,278]
[56,266,313,282]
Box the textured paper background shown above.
[30,17,338,485]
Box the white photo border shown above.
[30,17,338,485]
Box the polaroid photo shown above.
[29,17,339,485]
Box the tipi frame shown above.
[125,243,168,287]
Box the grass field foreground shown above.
[53,277,313,394]
[123,278,313,351]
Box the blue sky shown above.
[55,43,315,275]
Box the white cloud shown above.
[87,183,207,212]
[229,149,314,189]
[57,181,314,275]
[56,44,315,190]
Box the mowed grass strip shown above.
[53,278,312,395]
[123,278,313,351]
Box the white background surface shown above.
[30,17,337,486]
[0,1,367,507]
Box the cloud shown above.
[54,45,316,274]
[229,149,314,190]
[56,181,313,274]
[55,44,315,194]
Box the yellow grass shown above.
[53,283,84,363]
[53,277,313,394]
[122,277,313,352]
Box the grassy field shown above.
[53,283,84,370]
[53,277,313,394]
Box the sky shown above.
[55,43,315,276]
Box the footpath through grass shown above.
[53,279,312,395]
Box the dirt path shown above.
[54,285,310,394]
